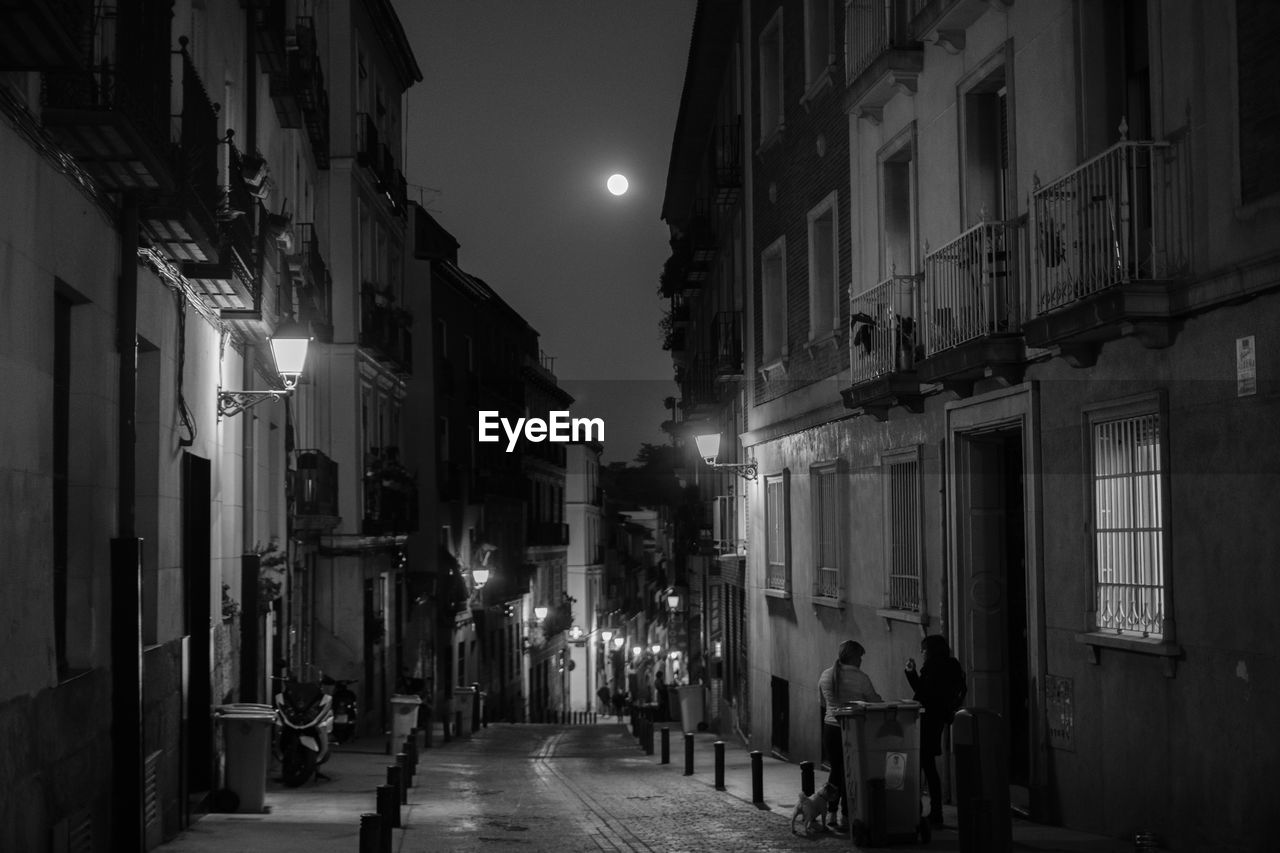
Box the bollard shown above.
[386,764,401,803]
[376,783,400,830]
[684,732,694,776]
[714,741,726,790]
[750,750,764,804]
[660,727,670,764]
[359,813,382,853]
[395,753,410,804]
[404,736,418,777]
[454,710,463,737]
[800,760,815,796]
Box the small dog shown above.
[791,782,840,836]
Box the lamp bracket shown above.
[218,387,289,419]
[708,460,759,481]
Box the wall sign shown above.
[1046,675,1074,751]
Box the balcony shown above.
[0,0,87,71]
[843,0,926,124]
[712,311,744,379]
[682,358,718,416]
[288,223,333,342]
[841,273,924,418]
[40,0,174,192]
[269,16,329,167]
[713,118,743,205]
[357,113,409,216]
[363,447,418,535]
[528,521,570,548]
[292,449,339,530]
[360,284,413,373]
[917,220,1025,395]
[1023,135,1191,364]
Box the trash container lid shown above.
[832,700,921,716]
[390,694,423,704]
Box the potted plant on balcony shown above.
[255,539,288,614]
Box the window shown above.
[812,464,841,599]
[761,237,788,368]
[1086,395,1168,639]
[807,192,840,340]
[758,10,784,145]
[765,472,790,592]
[960,56,1011,224]
[880,125,917,277]
[714,494,738,554]
[883,447,922,612]
[803,0,833,96]
[1236,0,1280,204]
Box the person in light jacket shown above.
[818,640,883,831]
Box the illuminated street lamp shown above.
[217,320,313,418]
[472,567,490,588]
[666,590,681,611]
[601,629,614,643]
[692,430,757,480]
[613,636,625,649]
[534,605,549,621]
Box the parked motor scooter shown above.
[322,674,359,744]
[273,674,333,787]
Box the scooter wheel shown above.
[211,788,240,813]
[851,819,870,847]
[918,817,932,843]
[281,742,317,787]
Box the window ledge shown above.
[764,588,792,600]
[1074,631,1183,677]
[806,330,843,355]
[812,594,845,610]
[758,355,789,381]
[756,123,786,157]
[877,607,929,631]
[800,70,834,111]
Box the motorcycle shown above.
[322,674,359,744]
[273,674,333,787]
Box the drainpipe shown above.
[111,194,144,850]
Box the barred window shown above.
[812,464,841,599]
[765,473,790,591]
[883,448,922,611]
[1090,404,1166,638]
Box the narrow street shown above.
[160,721,823,853]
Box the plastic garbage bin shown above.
[390,694,422,749]
[214,704,277,814]
[834,701,930,846]
[453,686,476,736]
[676,685,707,733]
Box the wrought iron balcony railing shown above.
[363,446,417,535]
[1030,134,1190,317]
[844,0,927,84]
[921,220,1021,357]
[849,273,921,384]
[0,0,88,71]
[713,117,743,205]
[712,310,744,378]
[289,223,332,341]
[360,284,413,373]
[252,0,288,76]
[357,113,409,216]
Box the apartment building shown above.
[666,1,1279,848]
[0,0,422,848]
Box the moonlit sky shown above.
[394,1,697,463]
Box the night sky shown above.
[395,1,697,463]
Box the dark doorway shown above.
[959,428,1031,810]
[181,452,212,820]
[770,676,790,755]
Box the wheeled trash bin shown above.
[834,700,931,846]
[214,703,277,813]
[676,684,707,733]
[389,694,422,752]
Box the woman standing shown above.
[904,634,967,827]
[818,640,883,831]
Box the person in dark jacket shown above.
[904,634,967,827]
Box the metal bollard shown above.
[404,736,418,777]
[750,750,764,804]
[454,710,463,736]
[386,764,402,803]
[714,741,726,790]
[376,783,400,829]
[660,727,670,764]
[684,732,694,776]
[359,813,382,853]
[395,753,410,803]
[800,760,815,796]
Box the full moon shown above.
[607,174,629,196]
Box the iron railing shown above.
[844,0,927,84]
[1030,135,1190,316]
[849,273,921,384]
[293,449,338,519]
[921,220,1021,357]
[713,311,743,377]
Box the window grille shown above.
[885,452,921,610]
[1092,411,1165,637]
[813,466,841,598]
[766,475,789,591]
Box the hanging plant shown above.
[254,539,288,614]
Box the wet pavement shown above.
[157,719,1134,852]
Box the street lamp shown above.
[613,636,625,649]
[651,643,661,656]
[217,320,312,418]
[693,430,758,480]
[601,629,614,643]
[666,590,681,611]
[534,605,549,621]
[472,567,490,588]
